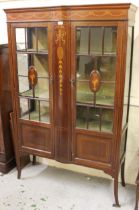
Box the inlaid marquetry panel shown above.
[5,4,136,25]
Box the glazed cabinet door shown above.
[11,23,54,158]
[71,22,119,170]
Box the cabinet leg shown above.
[113,176,120,207]
[17,157,21,179]
[32,155,36,165]
[17,167,21,179]
[121,158,126,187]
[135,184,139,210]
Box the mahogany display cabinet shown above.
[0,44,15,173]
[5,3,136,206]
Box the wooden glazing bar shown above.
[28,98,30,120]
[25,28,27,50]
[86,106,90,129]
[94,92,96,106]
[36,28,38,52]
[99,108,102,131]
[88,27,91,55]
[38,100,41,121]
[102,27,105,56]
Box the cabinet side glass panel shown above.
[122,27,133,128]
[16,27,50,123]
[76,26,117,133]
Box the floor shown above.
[0,163,136,210]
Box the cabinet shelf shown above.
[76,53,116,57]
[18,74,49,79]
[19,95,49,102]
[76,102,114,110]
[17,50,48,55]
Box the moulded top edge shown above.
[4,3,137,14]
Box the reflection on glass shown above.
[77,81,93,103]
[96,83,115,105]
[29,99,39,121]
[19,78,49,99]
[90,27,103,55]
[40,101,49,122]
[76,106,102,131]
[38,28,48,51]
[88,108,100,131]
[17,54,28,76]
[20,97,29,119]
[35,78,49,99]
[18,76,30,96]
[19,98,50,123]
[16,28,26,50]
[76,105,113,133]
[76,27,89,54]
[104,27,117,54]
[33,54,48,77]
[27,28,36,51]
[101,109,113,132]
[98,57,116,81]
[77,55,96,80]
[76,106,87,129]
[77,56,116,81]
[16,27,48,52]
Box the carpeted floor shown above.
[0,163,136,210]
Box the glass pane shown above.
[76,27,89,54]
[122,27,132,128]
[37,28,48,51]
[88,108,100,131]
[76,105,88,129]
[29,99,39,121]
[98,56,116,81]
[77,55,96,80]
[90,27,103,55]
[16,28,26,50]
[35,78,49,99]
[17,54,28,76]
[96,83,115,105]
[104,27,117,55]
[77,81,93,103]
[27,28,36,51]
[33,54,48,77]
[18,76,31,96]
[20,97,29,120]
[101,109,113,132]
[40,101,50,123]
[76,106,100,131]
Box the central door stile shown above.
[53,21,72,162]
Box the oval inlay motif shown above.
[89,70,101,92]
[28,66,38,88]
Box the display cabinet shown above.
[5,3,136,206]
[0,44,15,173]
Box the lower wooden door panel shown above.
[73,131,113,167]
[19,120,54,157]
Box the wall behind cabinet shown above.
[0,0,138,184]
